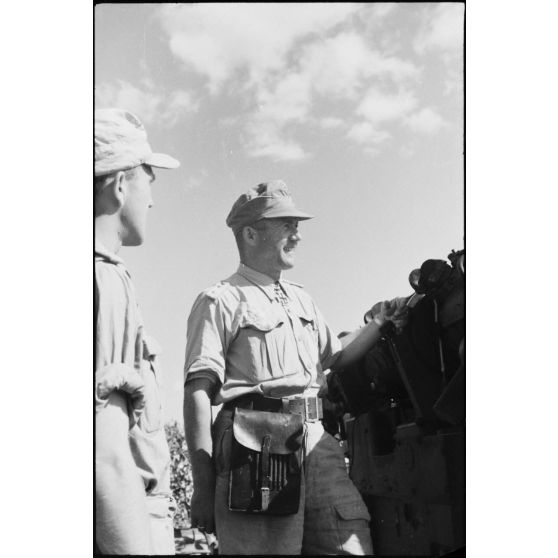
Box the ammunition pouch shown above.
[228,407,304,515]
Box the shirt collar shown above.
[95,240,124,265]
[237,263,284,302]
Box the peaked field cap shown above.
[95,108,180,177]
[226,180,314,233]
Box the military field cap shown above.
[226,180,314,233]
[95,108,180,177]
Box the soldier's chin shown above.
[122,231,145,246]
[282,249,295,267]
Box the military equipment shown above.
[326,249,465,556]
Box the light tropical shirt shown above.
[184,263,342,404]
[95,241,171,497]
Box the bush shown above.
[165,421,194,529]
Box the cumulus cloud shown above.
[368,3,397,20]
[241,72,313,162]
[414,3,464,54]
[153,3,454,161]
[299,32,418,101]
[357,87,418,124]
[157,3,360,94]
[244,117,308,161]
[247,138,308,162]
[405,107,448,134]
[156,3,369,161]
[346,122,390,145]
[256,73,312,123]
[320,117,345,130]
[413,3,463,97]
[95,80,198,128]
[240,28,420,161]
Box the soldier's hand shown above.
[190,484,216,534]
[385,297,409,332]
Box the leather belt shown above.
[223,393,323,422]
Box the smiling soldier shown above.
[183,180,406,555]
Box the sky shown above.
[7,2,558,555]
[95,2,464,422]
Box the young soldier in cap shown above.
[183,180,407,554]
[94,108,180,554]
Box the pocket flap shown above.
[232,408,304,455]
[292,307,314,326]
[240,312,283,332]
[295,309,314,323]
[334,502,371,521]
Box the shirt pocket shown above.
[290,308,319,372]
[237,311,285,380]
[138,334,163,433]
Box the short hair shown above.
[233,226,246,256]
[233,219,269,258]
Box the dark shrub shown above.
[165,421,193,529]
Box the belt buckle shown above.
[284,395,322,422]
[304,395,322,422]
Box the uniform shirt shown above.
[184,263,342,404]
[95,241,171,497]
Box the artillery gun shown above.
[325,249,465,556]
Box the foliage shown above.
[165,421,194,529]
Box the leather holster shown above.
[228,407,304,515]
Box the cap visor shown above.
[263,207,314,220]
[144,152,180,170]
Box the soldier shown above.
[183,180,407,554]
[94,108,180,554]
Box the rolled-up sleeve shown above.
[184,292,229,388]
[95,261,146,426]
[95,362,146,427]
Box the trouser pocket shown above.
[302,501,373,555]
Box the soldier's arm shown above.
[183,377,216,533]
[333,297,410,370]
[332,319,385,370]
[95,390,153,554]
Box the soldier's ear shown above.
[95,171,126,214]
[109,170,127,209]
[242,225,258,246]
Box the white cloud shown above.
[320,117,344,129]
[241,72,312,162]
[405,107,448,134]
[357,87,418,124]
[299,32,419,101]
[346,122,390,145]
[256,73,312,123]
[368,3,397,20]
[157,3,360,94]
[414,4,463,99]
[247,140,307,162]
[444,61,464,96]
[241,26,420,161]
[244,118,308,162]
[414,4,464,54]
[154,3,450,160]
[95,80,197,128]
